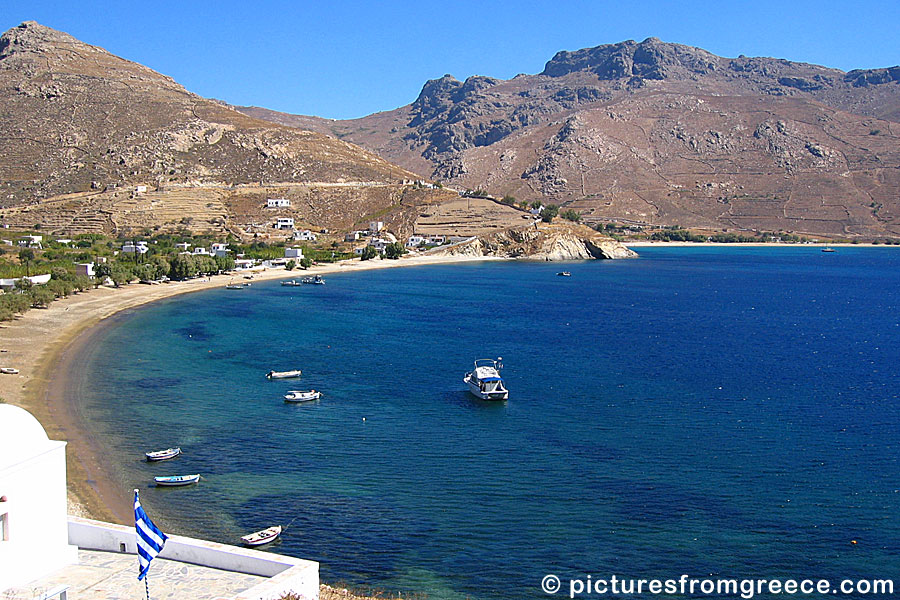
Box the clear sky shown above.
[3,0,898,119]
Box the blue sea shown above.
[77,247,900,599]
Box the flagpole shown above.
[145,574,151,600]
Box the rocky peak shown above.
[0,21,87,60]
[541,37,720,80]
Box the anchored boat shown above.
[154,474,200,487]
[464,358,509,401]
[145,447,182,461]
[241,525,282,546]
[266,369,302,379]
[284,390,321,403]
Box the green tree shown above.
[300,257,313,269]
[501,194,516,206]
[541,204,559,223]
[213,255,234,273]
[169,254,196,280]
[29,286,55,308]
[560,209,581,223]
[360,246,378,261]
[109,264,134,287]
[384,242,407,259]
[94,262,112,284]
[47,279,74,298]
[72,275,92,292]
[14,277,33,293]
[18,248,35,277]
[152,256,171,280]
[285,259,296,271]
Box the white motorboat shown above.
[225,283,245,289]
[1,367,19,374]
[266,369,302,379]
[557,271,572,277]
[464,358,508,401]
[281,280,303,286]
[284,390,321,403]
[241,525,282,546]
[145,447,182,461]
[154,474,200,487]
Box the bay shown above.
[78,247,900,599]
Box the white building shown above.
[210,243,229,257]
[426,235,445,245]
[275,218,294,230]
[369,221,384,233]
[175,242,191,251]
[17,235,42,248]
[121,241,149,255]
[267,198,291,208]
[406,235,426,248]
[344,231,361,242]
[192,247,210,256]
[293,230,316,241]
[75,263,95,278]
[134,185,148,194]
[284,247,304,259]
[0,405,79,592]
[234,258,255,270]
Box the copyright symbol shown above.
[542,574,561,594]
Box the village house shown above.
[234,258,255,270]
[344,231,361,242]
[406,235,426,248]
[75,263,95,278]
[192,247,210,256]
[210,243,229,257]
[17,235,42,248]
[266,198,291,208]
[175,242,191,251]
[275,217,294,230]
[293,229,316,241]
[369,221,384,233]
[284,247,304,259]
[121,241,149,254]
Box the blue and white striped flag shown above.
[134,489,168,580]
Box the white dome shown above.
[0,405,52,468]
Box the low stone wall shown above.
[68,517,319,600]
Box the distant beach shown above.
[0,253,504,523]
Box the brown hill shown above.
[0,21,452,237]
[241,38,900,239]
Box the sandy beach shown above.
[0,253,503,524]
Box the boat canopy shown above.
[480,376,502,382]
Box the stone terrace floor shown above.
[8,549,266,600]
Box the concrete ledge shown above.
[68,517,318,600]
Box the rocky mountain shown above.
[0,21,449,237]
[241,38,900,239]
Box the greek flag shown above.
[134,489,168,580]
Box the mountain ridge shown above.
[238,37,900,239]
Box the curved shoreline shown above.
[0,254,503,523]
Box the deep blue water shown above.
[78,248,900,599]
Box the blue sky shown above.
[3,1,898,119]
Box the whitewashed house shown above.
[210,243,229,257]
[275,217,294,230]
[406,235,426,248]
[192,247,210,256]
[285,247,304,259]
[18,235,42,248]
[369,221,384,233]
[426,235,445,245]
[234,258,255,270]
[267,198,291,208]
[75,263,95,278]
[134,185,148,194]
[0,406,79,592]
[344,231,361,242]
[293,230,316,241]
[121,241,149,255]
[175,242,191,251]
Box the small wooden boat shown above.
[267,369,302,379]
[557,271,572,277]
[0,367,19,374]
[284,390,321,403]
[145,447,182,462]
[154,474,200,487]
[281,280,303,286]
[225,284,245,289]
[241,525,282,546]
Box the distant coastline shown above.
[0,253,505,523]
[623,240,895,247]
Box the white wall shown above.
[69,518,319,600]
[0,440,78,592]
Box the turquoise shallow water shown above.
[78,248,900,599]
